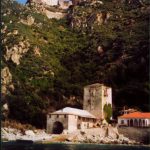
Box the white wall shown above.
[42,0,59,6]
[118,118,150,127]
[118,118,128,125]
[147,119,150,126]
[46,114,68,133]
[80,121,94,129]
[107,88,112,105]
[68,115,78,132]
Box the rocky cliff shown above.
[2,125,141,144]
[1,0,149,128]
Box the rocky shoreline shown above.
[2,126,145,145]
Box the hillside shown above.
[1,0,149,128]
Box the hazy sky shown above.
[16,0,26,4]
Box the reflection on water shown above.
[2,142,150,150]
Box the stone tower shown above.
[83,83,112,119]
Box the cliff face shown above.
[1,0,149,128]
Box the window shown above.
[87,123,89,128]
[49,115,51,118]
[88,99,91,104]
[104,88,108,97]
[121,120,124,124]
[77,124,81,129]
[64,115,67,118]
[57,115,59,118]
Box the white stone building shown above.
[32,0,72,8]
[47,107,96,133]
[31,0,59,6]
[59,0,72,9]
[118,112,150,127]
[45,0,59,6]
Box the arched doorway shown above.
[52,121,64,134]
[145,120,147,127]
[134,119,138,127]
[130,119,133,127]
[127,120,130,126]
[143,120,145,127]
[139,119,142,127]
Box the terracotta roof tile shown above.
[118,112,150,119]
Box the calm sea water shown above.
[2,142,150,150]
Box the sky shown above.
[16,0,26,4]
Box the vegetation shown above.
[103,104,112,122]
[2,0,149,128]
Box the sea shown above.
[2,142,150,150]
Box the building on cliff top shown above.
[118,112,150,127]
[83,83,112,119]
[30,0,73,9]
[47,107,96,133]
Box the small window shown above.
[49,115,51,118]
[104,88,108,97]
[121,120,124,124]
[64,115,67,118]
[87,123,89,128]
[57,115,59,118]
[77,124,81,129]
[79,116,81,120]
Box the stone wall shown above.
[47,114,96,134]
[77,117,94,129]
[83,84,112,119]
[118,127,150,144]
[47,114,68,133]
[68,115,78,131]
[83,84,103,118]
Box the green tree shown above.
[103,103,112,123]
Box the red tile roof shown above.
[118,112,150,119]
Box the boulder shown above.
[33,46,41,57]
[21,15,34,26]
[4,40,30,65]
[25,130,35,137]
[13,29,18,35]
[1,66,13,96]
[11,53,21,65]
[107,127,119,139]
[1,67,12,85]
[26,15,35,25]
